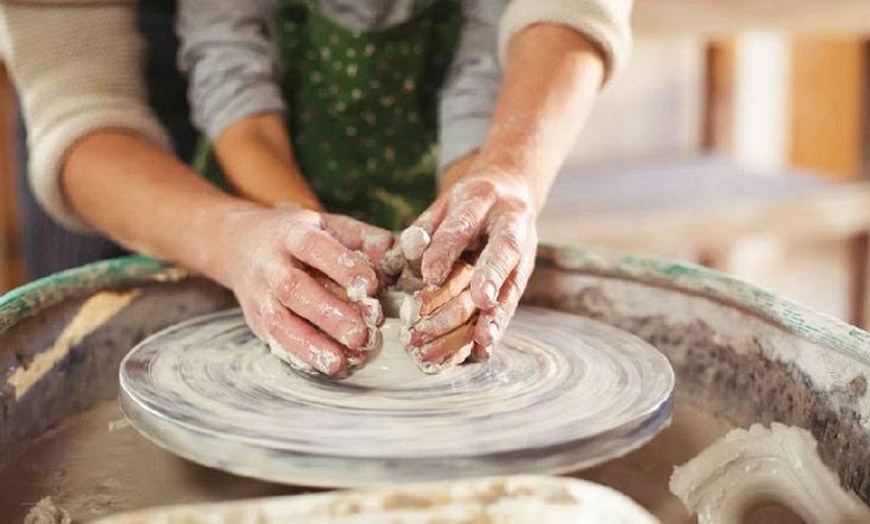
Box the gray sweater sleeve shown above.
[177,0,285,140]
[438,0,508,172]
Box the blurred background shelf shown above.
[0,2,869,326]
[634,0,870,35]
[538,157,870,325]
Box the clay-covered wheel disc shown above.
[119,306,674,487]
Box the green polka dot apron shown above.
[195,0,462,230]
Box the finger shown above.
[361,226,395,265]
[312,272,384,328]
[399,198,446,272]
[395,265,426,294]
[355,296,384,327]
[272,266,369,350]
[470,213,528,309]
[345,346,368,369]
[410,197,448,238]
[409,322,476,372]
[423,260,475,316]
[399,225,430,262]
[320,214,364,250]
[474,249,535,350]
[378,237,406,279]
[406,289,477,346]
[311,271,346,297]
[470,343,491,362]
[322,214,395,264]
[398,261,474,324]
[262,301,347,376]
[422,184,496,286]
[285,224,378,295]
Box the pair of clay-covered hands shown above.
[220,172,537,376]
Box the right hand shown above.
[213,204,383,376]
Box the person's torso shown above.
[275,0,462,229]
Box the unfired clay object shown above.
[670,423,870,524]
[95,475,660,524]
[119,306,674,487]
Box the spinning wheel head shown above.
[119,306,674,487]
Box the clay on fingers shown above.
[400,261,475,322]
[397,260,478,373]
[408,322,476,375]
[404,289,477,347]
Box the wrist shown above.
[469,149,548,213]
[187,198,266,288]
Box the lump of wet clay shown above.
[338,317,428,387]
[268,245,477,377]
[670,422,870,524]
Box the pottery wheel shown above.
[119,306,674,487]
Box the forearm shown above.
[63,131,256,287]
[476,24,604,211]
[0,1,173,232]
[215,114,321,210]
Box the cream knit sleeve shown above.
[498,0,633,85]
[0,1,172,232]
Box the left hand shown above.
[321,213,395,273]
[402,167,538,363]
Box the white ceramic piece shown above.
[670,422,870,524]
[96,475,660,524]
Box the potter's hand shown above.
[399,261,478,368]
[396,23,608,365]
[321,213,394,272]
[403,171,538,362]
[220,205,380,376]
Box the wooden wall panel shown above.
[789,39,867,179]
[702,40,736,153]
[567,36,704,164]
[0,63,24,292]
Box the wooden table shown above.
[538,157,870,325]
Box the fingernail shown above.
[312,348,342,375]
[346,350,367,368]
[362,298,383,326]
[400,225,430,260]
[348,276,372,300]
[482,281,498,305]
[486,319,499,345]
[427,263,449,286]
[363,327,382,351]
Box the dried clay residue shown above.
[7,290,141,400]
